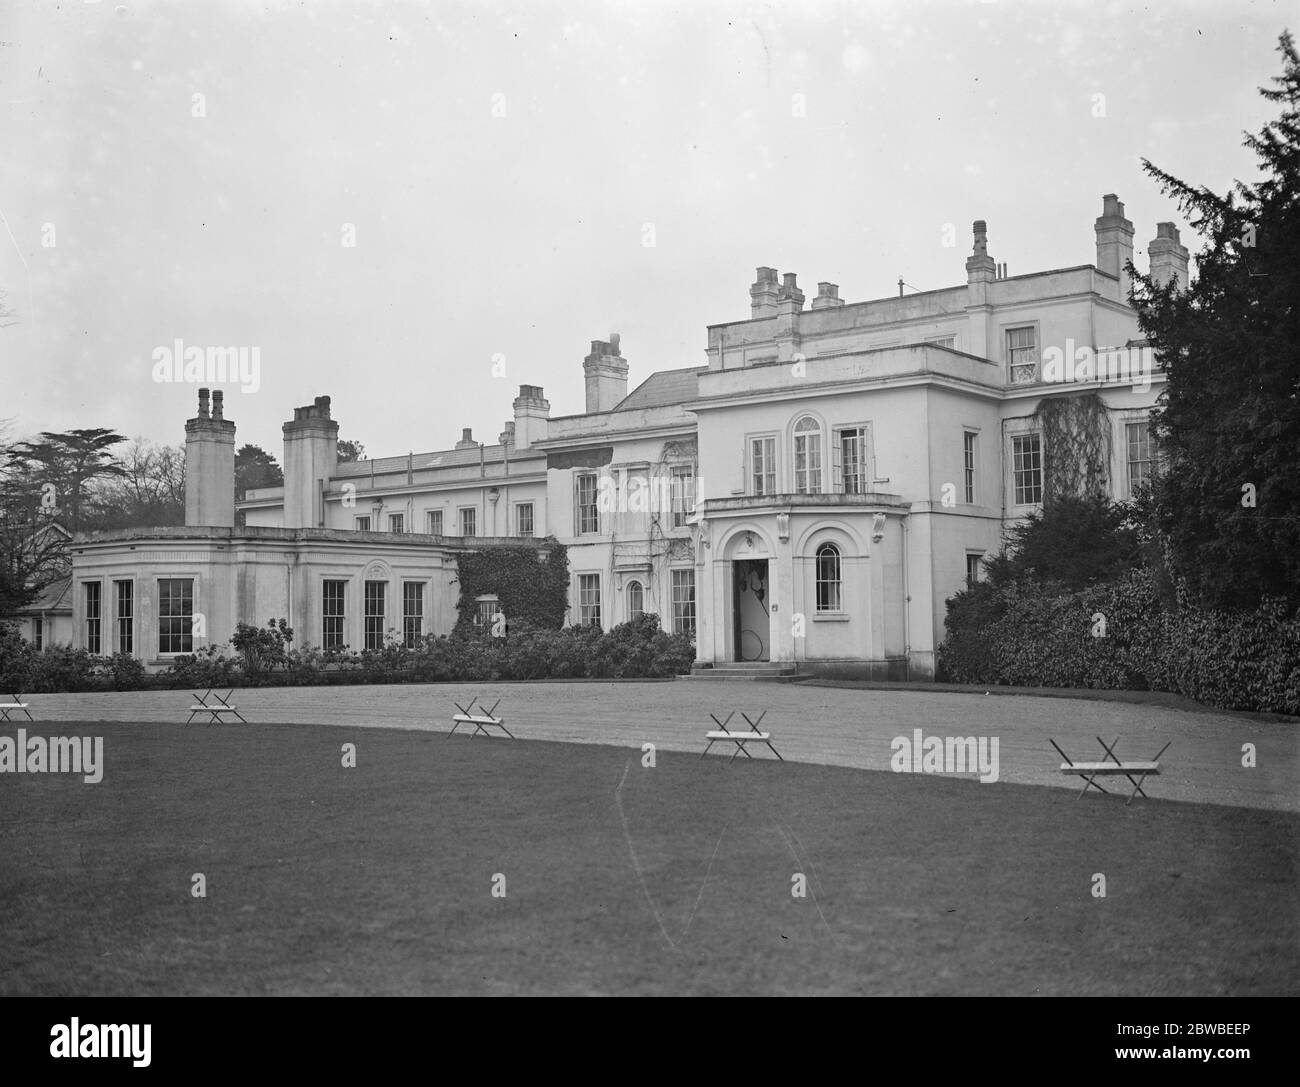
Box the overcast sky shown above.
[0,0,1288,460]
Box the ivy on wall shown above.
[452,537,570,634]
[1035,393,1112,506]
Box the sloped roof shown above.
[334,443,544,479]
[613,367,706,412]
[18,575,72,614]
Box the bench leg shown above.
[498,723,515,739]
[765,741,784,761]
[1126,772,1151,806]
[701,740,716,759]
[1077,772,1108,798]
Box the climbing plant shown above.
[1034,393,1112,506]
[452,537,569,635]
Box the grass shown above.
[1,722,1295,996]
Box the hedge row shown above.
[937,568,1300,715]
[0,614,696,693]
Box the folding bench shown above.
[186,689,247,725]
[1050,736,1170,805]
[701,710,782,764]
[450,697,514,739]
[0,693,34,723]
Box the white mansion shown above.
[62,195,1183,678]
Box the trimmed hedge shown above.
[938,568,1300,715]
[0,613,695,693]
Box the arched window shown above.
[815,543,842,612]
[794,416,822,494]
[627,580,644,621]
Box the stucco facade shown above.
[64,194,1185,679]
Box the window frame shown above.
[363,580,386,651]
[833,424,871,495]
[388,512,405,534]
[1011,431,1044,506]
[577,573,602,627]
[156,577,194,656]
[669,466,696,528]
[670,569,696,636]
[749,434,778,496]
[814,543,843,613]
[84,580,102,655]
[515,501,534,537]
[1005,324,1040,384]
[459,506,477,537]
[427,509,443,536]
[1125,420,1154,497]
[792,415,824,495]
[626,580,644,622]
[575,472,600,535]
[114,578,134,655]
[401,581,424,648]
[963,430,978,505]
[322,579,347,650]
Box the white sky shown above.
[0,0,1288,458]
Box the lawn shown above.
[1,722,1295,996]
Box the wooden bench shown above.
[1051,737,1169,805]
[450,698,514,739]
[187,690,247,725]
[0,694,34,723]
[701,710,782,763]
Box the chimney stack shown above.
[512,384,550,450]
[966,220,996,284]
[749,266,779,318]
[583,334,630,413]
[184,387,237,527]
[1148,222,1189,291]
[282,395,339,529]
[498,421,515,447]
[1095,193,1135,301]
[811,282,844,310]
[455,427,478,450]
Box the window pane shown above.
[963,431,977,504]
[627,581,644,621]
[84,581,101,655]
[402,582,423,648]
[460,508,476,536]
[1012,434,1043,505]
[576,474,599,534]
[516,503,534,537]
[157,578,193,655]
[578,573,601,626]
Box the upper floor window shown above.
[355,515,371,531]
[575,472,599,535]
[793,416,822,494]
[815,543,842,612]
[963,431,977,504]
[1127,421,1153,494]
[670,466,696,528]
[751,437,777,496]
[388,513,405,534]
[1012,433,1043,505]
[966,552,983,588]
[515,502,534,537]
[427,509,443,536]
[1007,326,1039,384]
[835,426,869,494]
[459,506,477,537]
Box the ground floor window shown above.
[577,574,601,627]
[115,579,133,654]
[671,569,696,636]
[402,582,423,648]
[364,580,386,650]
[33,618,43,651]
[157,578,193,655]
[323,580,346,649]
[84,581,102,655]
[474,594,502,634]
[627,580,644,622]
[815,544,842,612]
[966,552,983,588]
